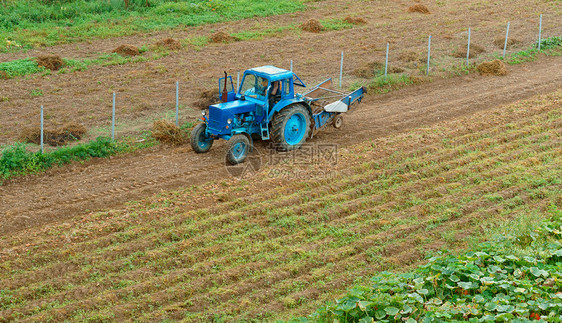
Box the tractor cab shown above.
[238,66,304,106]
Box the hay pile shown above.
[19,122,87,146]
[493,37,520,49]
[36,55,64,71]
[210,31,237,43]
[352,62,384,78]
[156,38,182,50]
[300,19,323,33]
[408,4,430,14]
[454,44,486,58]
[193,88,218,110]
[344,16,367,25]
[151,120,186,145]
[112,45,140,56]
[399,51,419,62]
[477,59,508,76]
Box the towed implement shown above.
[191,66,364,164]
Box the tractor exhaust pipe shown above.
[221,71,228,103]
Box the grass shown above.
[349,74,417,95]
[320,19,354,31]
[232,25,299,41]
[502,36,562,65]
[0,52,152,79]
[0,134,157,182]
[0,0,306,51]
[0,58,47,78]
[0,119,194,182]
[0,90,559,321]
[0,137,119,181]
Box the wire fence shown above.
[26,13,558,154]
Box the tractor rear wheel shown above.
[271,104,311,151]
[226,134,250,165]
[190,123,214,153]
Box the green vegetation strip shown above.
[504,36,562,65]
[0,136,154,182]
[0,52,152,79]
[301,207,562,322]
[0,0,305,51]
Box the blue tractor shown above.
[191,66,364,164]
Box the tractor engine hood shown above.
[208,100,257,134]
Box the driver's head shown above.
[260,79,268,87]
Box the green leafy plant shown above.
[301,207,562,322]
[539,36,562,50]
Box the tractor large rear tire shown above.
[271,104,311,151]
[190,123,214,153]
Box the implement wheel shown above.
[190,123,214,153]
[333,115,343,129]
[226,134,250,165]
[271,104,311,151]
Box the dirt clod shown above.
[156,38,182,50]
[151,120,186,145]
[477,59,508,76]
[300,19,324,33]
[399,51,419,62]
[193,88,218,110]
[453,44,485,58]
[210,31,237,43]
[36,55,64,71]
[493,37,520,49]
[19,122,87,146]
[408,4,430,14]
[344,16,367,25]
[112,45,140,56]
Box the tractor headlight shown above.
[227,118,233,125]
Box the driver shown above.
[257,78,268,96]
[269,81,281,108]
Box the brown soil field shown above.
[0,0,560,145]
[1,55,560,235]
[0,89,560,321]
[0,0,561,320]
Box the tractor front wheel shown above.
[226,134,250,165]
[190,123,214,153]
[271,104,311,151]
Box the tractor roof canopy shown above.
[247,65,293,82]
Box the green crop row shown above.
[302,205,562,322]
